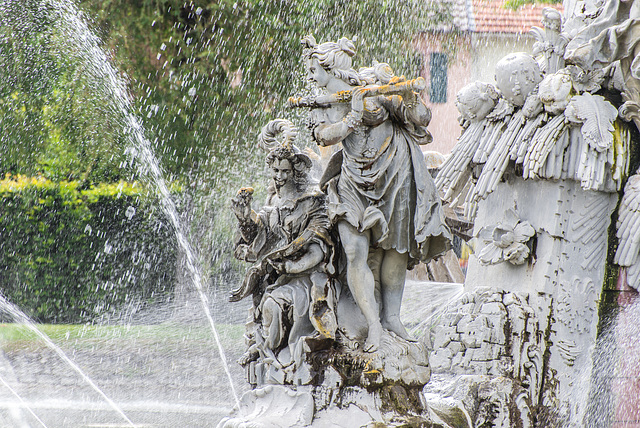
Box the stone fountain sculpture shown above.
[221,2,640,424]
[431,2,640,426]
[219,36,452,427]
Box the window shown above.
[430,52,448,104]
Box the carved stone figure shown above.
[538,68,573,115]
[230,119,337,386]
[531,7,567,74]
[296,35,450,352]
[455,81,500,124]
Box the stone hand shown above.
[267,258,288,274]
[234,244,250,261]
[351,87,366,114]
[231,187,254,222]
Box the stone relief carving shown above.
[565,93,618,152]
[531,7,567,74]
[436,6,636,218]
[615,174,640,291]
[218,385,314,428]
[431,4,640,426]
[556,277,598,334]
[570,190,614,272]
[475,208,535,266]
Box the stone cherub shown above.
[531,7,567,74]
[291,35,451,352]
[230,119,337,385]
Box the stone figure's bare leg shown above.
[367,247,384,312]
[338,221,383,352]
[380,249,411,340]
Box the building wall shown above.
[416,32,471,155]
[416,32,535,155]
[470,33,535,83]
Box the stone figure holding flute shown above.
[292,35,451,352]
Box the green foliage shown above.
[77,0,451,182]
[0,0,453,307]
[0,175,176,323]
[84,0,452,272]
[1,0,451,185]
[0,1,130,183]
[503,0,561,9]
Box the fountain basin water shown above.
[0,319,248,427]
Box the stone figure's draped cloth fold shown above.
[326,95,450,267]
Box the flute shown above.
[287,77,427,108]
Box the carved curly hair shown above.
[301,34,363,86]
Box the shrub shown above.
[0,175,177,323]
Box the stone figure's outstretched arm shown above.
[312,88,370,146]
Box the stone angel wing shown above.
[614,174,640,290]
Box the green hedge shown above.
[0,175,176,323]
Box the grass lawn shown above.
[0,323,245,352]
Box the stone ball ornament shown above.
[495,52,543,107]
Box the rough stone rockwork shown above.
[425,288,547,427]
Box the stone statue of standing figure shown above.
[291,35,451,352]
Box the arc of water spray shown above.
[43,0,241,407]
[0,294,136,427]
[0,375,49,428]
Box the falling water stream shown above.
[0,0,241,417]
[46,0,240,407]
[0,373,48,428]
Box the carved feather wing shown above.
[615,176,640,284]
[529,27,545,44]
[565,93,618,153]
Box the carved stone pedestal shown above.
[426,175,618,426]
[218,333,450,427]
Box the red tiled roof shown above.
[454,0,564,34]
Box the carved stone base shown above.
[219,332,448,427]
[218,382,454,428]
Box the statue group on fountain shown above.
[230,34,450,386]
